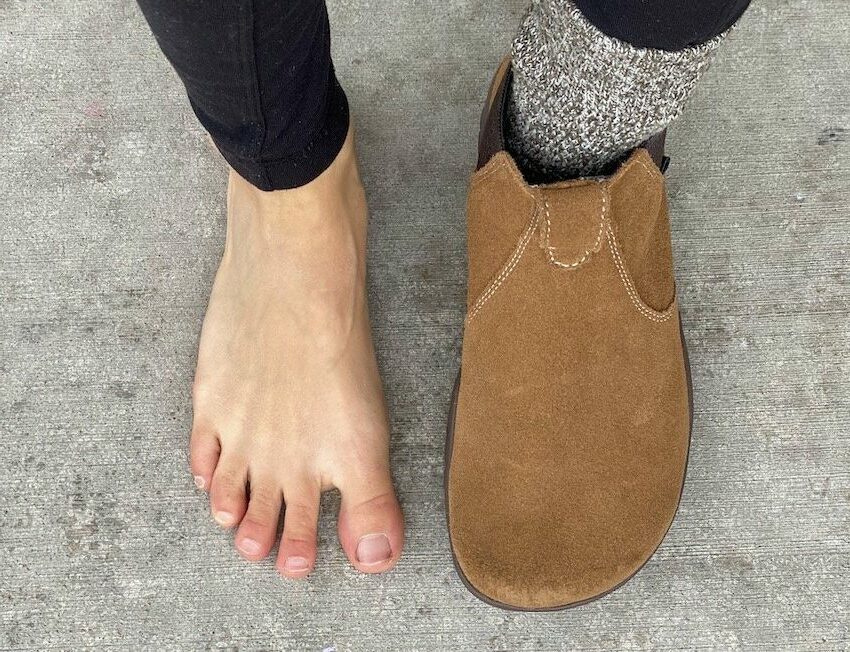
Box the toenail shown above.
[356,533,392,566]
[237,538,261,556]
[284,556,310,573]
[193,475,206,490]
[214,511,235,527]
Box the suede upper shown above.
[446,140,691,609]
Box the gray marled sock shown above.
[507,0,727,180]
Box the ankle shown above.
[225,132,366,254]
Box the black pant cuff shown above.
[215,75,350,191]
[572,0,751,51]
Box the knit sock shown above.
[507,0,728,181]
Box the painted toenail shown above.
[214,511,235,527]
[284,556,310,573]
[356,533,392,565]
[237,538,261,556]
[193,475,206,490]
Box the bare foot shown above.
[189,128,403,577]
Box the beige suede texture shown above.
[447,148,691,610]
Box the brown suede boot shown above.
[445,57,692,610]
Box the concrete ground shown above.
[1,0,848,649]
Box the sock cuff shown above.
[512,0,726,94]
[508,0,730,178]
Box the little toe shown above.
[189,422,220,492]
[337,468,404,574]
[276,480,321,579]
[209,456,248,529]
[235,479,283,561]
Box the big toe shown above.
[337,467,404,574]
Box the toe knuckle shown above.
[247,490,280,516]
[285,504,317,534]
[213,470,245,494]
[190,440,218,466]
[242,514,273,531]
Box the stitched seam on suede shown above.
[470,154,535,202]
[611,151,662,191]
[605,150,675,320]
[469,158,506,187]
[543,183,607,270]
[633,155,663,185]
[467,204,540,323]
[606,223,676,322]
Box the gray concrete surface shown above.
[1,0,848,649]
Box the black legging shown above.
[574,0,751,50]
[136,0,751,191]
[137,0,347,191]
